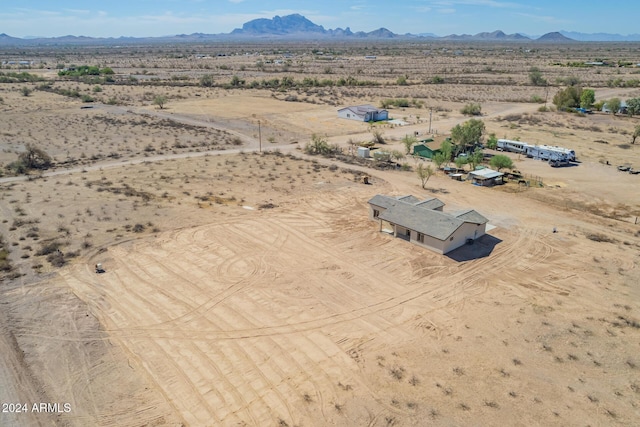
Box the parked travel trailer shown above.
[525,145,574,162]
[496,139,530,153]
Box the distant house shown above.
[368,195,488,254]
[338,105,388,122]
[467,168,504,186]
[602,100,627,114]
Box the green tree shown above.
[416,163,434,189]
[18,144,52,170]
[440,139,453,166]
[432,152,447,169]
[454,156,468,170]
[396,75,408,86]
[153,95,167,109]
[486,133,498,149]
[451,119,485,155]
[21,87,32,97]
[391,150,405,162]
[632,124,640,144]
[553,86,582,110]
[625,98,640,117]
[401,134,418,154]
[528,67,547,86]
[200,74,215,87]
[606,97,621,115]
[489,154,514,171]
[468,147,484,170]
[580,89,595,109]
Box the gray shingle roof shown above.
[339,104,387,117]
[368,194,401,209]
[414,198,445,210]
[450,209,489,224]
[368,194,445,211]
[397,195,421,204]
[378,203,464,241]
[369,194,487,241]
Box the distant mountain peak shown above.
[232,13,325,36]
[536,31,575,42]
[441,30,529,41]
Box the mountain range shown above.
[1,14,639,45]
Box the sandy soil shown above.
[1,43,640,426]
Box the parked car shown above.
[629,168,640,175]
[617,165,631,172]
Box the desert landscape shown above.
[1,40,640,427]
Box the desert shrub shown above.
[132,223,146,233]
[529,67,547,86]
[0,71,44,83]
[36,240,62,256]
[200,74,215,87]
[17,144,52,171]
[371,129,386,145]
[46,252,66,267]
[461,103,482,116]
[390,366,405,380]
[0,234,12,273]
[586,233,617,243]
[381,98,409,108]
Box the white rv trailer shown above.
[545,145,576,161]
[496,139,531,153]
[525,145,574,162]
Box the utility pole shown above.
[428,107,433,134]
[545,83,550,108]
[258,120,262,153]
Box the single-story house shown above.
[467,168,504,186]
[338,105,389,122]
[412,136,452,159]
[368,195,488,254]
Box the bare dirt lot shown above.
[1,41,640,426]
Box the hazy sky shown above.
[1,1,638,38]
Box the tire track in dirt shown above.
[63,268,228,425]
[143,219,288,329]
[67,228,325,423]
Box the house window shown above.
[417,233,424,243]
[373,209,380,218]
